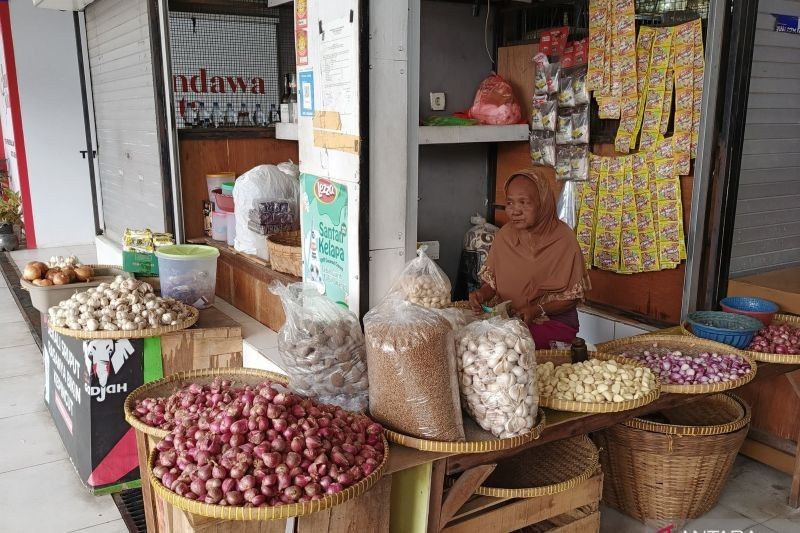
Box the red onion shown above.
[326,483,343,494]
[622,347,752,385]
[284,486,302,502]
[221,478,237,493]
[226,491,244,505]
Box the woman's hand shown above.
[468,284,495,314]
[513,304,548,325]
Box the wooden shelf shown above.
[178,127,275,140]
[275,122,298,141]
[418,124,529,145]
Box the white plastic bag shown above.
[456,317,538,438]
[233,165,300,260]
[387,248,452,308]
[271,282,368,411]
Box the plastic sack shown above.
[364,299,465,441]
[463,214,498,258]
[468,73,522,125]
[557,179,579,229]
[271,282,368,412]
[277,160,300,179]
[388,248,452,308]
[456,317,538,438]
[233,165,300,260]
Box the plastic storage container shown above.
[226,213,236,246]
[720,296,779,326]
[206,172,235,201]
[213,190,235,212]
[221,181,235,195]
[211,211,227,241]
[155,245,220,308]
[22,265,131,314]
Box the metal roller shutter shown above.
[84,0,166,242]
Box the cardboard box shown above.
[123,250,159,276]
[728,266,800,315]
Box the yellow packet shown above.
[642,249,660,272]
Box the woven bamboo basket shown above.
[50,306,199,340]
[384,409,545,453]
[597,334,757,394]
[148,435,389,520]
[267,231,302,277]
[535,350,661,413]
[466,435,599,498]
[124,368,289,533]
[734,314,799,364]
[594,393,750,527]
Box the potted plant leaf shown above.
[0,189,22,251]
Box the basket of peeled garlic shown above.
[47,275,198,339]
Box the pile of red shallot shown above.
[133,379,239,430]
[146,379,384,507]
[622,348,752,386]
[748,323,800,355]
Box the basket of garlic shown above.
[535,351,660,413]
[47,275,199,339]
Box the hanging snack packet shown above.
[530,131,556,167]
[573,69,589,105]
[547,62,561,95]
[558,74,576,107]
[531,96,557,131]
[571,145,589,181]
[534,52,550,96]
[556,110,573,144]
[556,146,572,180]
[571,106,590,144]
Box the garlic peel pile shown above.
[456,318,538,438]
[536,359,657,403]
[48,275,193,332]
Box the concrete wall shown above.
[8,0,95,247]
[416,0,492,282]
[730,0,800,276]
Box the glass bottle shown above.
[571,337,588,363]
[268,104,280,125]
[252,103,264,126]
[224,103,235,127]
[210,102,221,128]
[195,102,209,128]
[288,73,297,103]
[237,102,252,127]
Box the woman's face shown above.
[505,177,539,229]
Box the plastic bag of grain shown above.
[387,248,451,308]
[456,317,538,438]
[364,298,465,441]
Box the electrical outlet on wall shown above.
[430,92,446,111]
[417,241,440,260]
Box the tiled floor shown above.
[1,247,125,532]
[4,246,800,533]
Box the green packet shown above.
[423,116,480,126]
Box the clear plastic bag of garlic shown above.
[271,282,368,412]
[389,248,452,309]
[47,275,193,332]
[456,317,538,438]
[536,359,657,403]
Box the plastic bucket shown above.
[206,172,235,201]
[155,245,220,309]
[211,211,227,241]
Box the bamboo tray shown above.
[536,350,661,413]
[598,335,757,394]
[50,306,199,339]
[624,393,751,436]
[383,409,545,453]
[124,367,289,438]
[148,436,389,520]
[462,435,599,498]
[722,313,799,365]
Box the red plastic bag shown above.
[467,73,522,125]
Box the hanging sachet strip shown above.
[587,0,609,92]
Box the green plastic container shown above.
[221,181,235,195]
[155,245,220,308]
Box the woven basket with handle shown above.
[267,230,302,277]
[594,393,750,528]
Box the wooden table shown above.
[405,362,800,532]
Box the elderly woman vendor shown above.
[469,169,590,347]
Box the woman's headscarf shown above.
[483,169,589,309]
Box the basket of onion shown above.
[127,369,388,522]
[20,257,129,314]
[742,314,800,364]
[597,335,756,394]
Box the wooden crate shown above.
[438,472,602,533]
[150,475,392,533]
[159,306,244,374]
